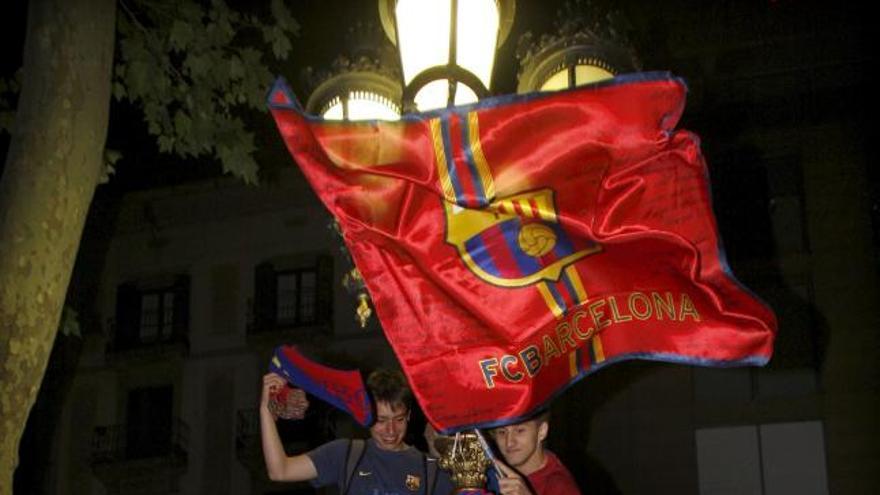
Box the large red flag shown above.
[267,72,776,433]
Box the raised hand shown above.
[261,373,309,420]
[495,459,535,495]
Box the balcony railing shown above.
[91,418,189,466]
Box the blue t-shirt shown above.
[307,438,453,495]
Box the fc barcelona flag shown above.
[267,72,776,433]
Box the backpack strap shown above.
[424,454,439,495]
[342,439,367,495]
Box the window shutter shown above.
[316,255,334,325]
[115,283,141,349]
[173,275,191,341]
[254,262,277,332]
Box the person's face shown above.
[370,401,410,451]
[492,420,548,473]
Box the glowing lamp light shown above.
[306,70,402,121]
[321,91,401,121]
[538,64,616,91]
[380,0,515,112]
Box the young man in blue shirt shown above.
[260,368,453,495]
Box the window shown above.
[252,255,333,332]
[696,421,828,495]
[114,275,190,350]
[139,289,175,342]
[276,269,317,325]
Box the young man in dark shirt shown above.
[260,368,452,495]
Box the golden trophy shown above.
[434,431,494,494]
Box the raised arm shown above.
[259,372,319,482]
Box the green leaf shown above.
[217,142,258,184]
[271,0,300,34]
[112,81,126,101]
[0,110,14,135]
[143,103,171,136]
[158,135,175,152]
[184,53,210,78]
[99,149,118,184]
[127,60,152,97]
[239,47,263,67]
[228,55,244,80]
[174,110,192,138]
[112,0,299,184]
[104,148,122,165]
[59,306,81,338]
[271,27,292,59]
[260,25,274,47]
[176,1,204,22]
[169,20,195,52]
[210,0,230,20]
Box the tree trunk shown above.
[0,0,115,491]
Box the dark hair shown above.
[366,368,413,411]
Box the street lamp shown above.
[378,0,515,112]
[304,22,403,120]
[306,1,638,122]
[307,67,401,121]
[308,0,639,328]
[516,1,641,92]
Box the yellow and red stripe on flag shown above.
[267,72,776,433]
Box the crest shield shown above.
[445,188,601,288]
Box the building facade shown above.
[47,168,396,495]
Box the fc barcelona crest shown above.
[445,189,601,288]
[430,112,600,288]
[405,474,421,491]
